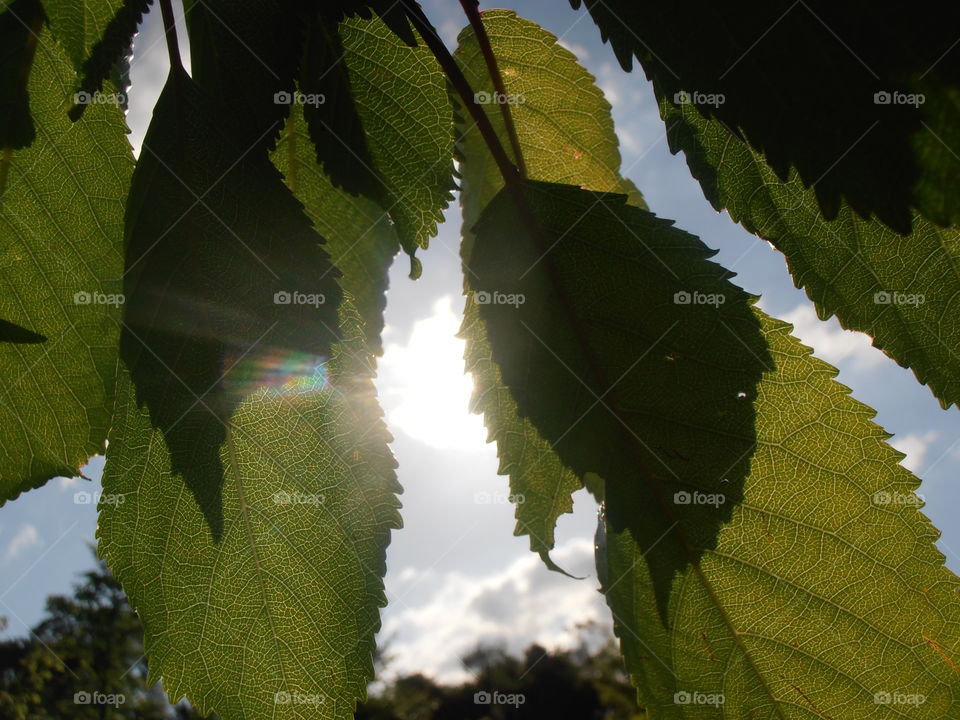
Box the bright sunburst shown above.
[378,296,487,451]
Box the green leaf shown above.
[121,64,343,537]
[298,7,383,200]
[41,0,126,73]
[336,11,456,268]
[99,299,402,720]
[663,98,960,409]
[454,9,642,564]
[272,105,399,355]
[65,0,150,121]
[0,25,132,502]
[469,179,960,718]
[570,0,960,233]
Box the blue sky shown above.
[2,0,960,685]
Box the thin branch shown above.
[398,0,519,185]
[400,1,615,416]
[401,1,713,589]
[158,0,183,73]
[458,0,527,178]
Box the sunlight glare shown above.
[378,297,487,451]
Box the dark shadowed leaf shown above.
[121,65,342,538]
[455,9,643,566]
[298,6,383,200]
[469,180,766,621]
[273,105,399,355]
[328,11,456,273]
[185,0,302,153]
[571,0,960,233]
[0,0,44,167]
[469,179,960,717]
[0,318,45,344]
[41,0,127,71]
[66,0,150,121]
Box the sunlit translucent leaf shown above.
[455,9,642,565]
[336,11,456,269]
[100,300,401,720]
[273,105,399,355]
[41,0,127,72]
[663,98,960,409]
[0,25,131,502]
[469,178,960,718]
[121,64,343,537]
[63,0,149,121]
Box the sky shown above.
[3,0,960,688]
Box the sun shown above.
[377,296,488,451]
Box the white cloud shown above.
[378,296,487,451]
[891,431,940,473]
[380,538,607,683]
[4,524,41,563]
[779,303,887,370]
